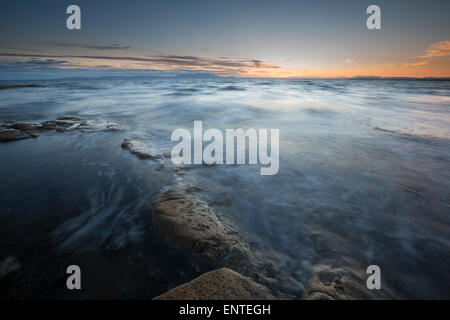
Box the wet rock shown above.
[5,122,39,132]
[305,292,335,300]
[220,85,245,91]
[153,189,237,260]
[79,119,121,132]
[0,84,43,90]
[397,182,425,195]
[154,267,274,300]
[39,120,77,132]
[0,117,120,143]
[38,121,57,131]
[0,119,74,142]
[56,116,81,121]
[121,138,166,160]
[0,256,21,279]
[373,126,395,133]
[152,187,298,298]
[0,129,38,142]
[303,264,391,300]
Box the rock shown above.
[0,120,72,142]
[397,182,425,195]
[304,292,335,300]
[121,138,166,160]
[373,126,395,133]
[153,189,236,260]
[56,116,81,121]
[51,120,77,127]
[38,121,57,130]
[152,188,294,298]
[0,84,43,90]
[154,268,274,300]
[303,264,392,300]
[0,117,119,143]
[6,122,39,132]
[0,129,38,142]
[0,256,21,279]
[39,119,78,131]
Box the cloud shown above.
[152,55,279,69]
[0,52,279,74]
[0,59,77,79]
[26,58,69,66]
[48,43,131,50]
[344,59,354,64]
[400,40,450,68]
[251,59,278,68]
[0,58,69,69]
[401,60,430,67]
[420,40,450,58]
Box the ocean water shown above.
[0,78,449,299]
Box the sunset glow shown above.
[1,1,449,79]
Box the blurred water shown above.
[0,78,449,298]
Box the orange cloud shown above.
[420,40,450,58]
[398,40,450,70]
[401,60,430,67]
[2,41,449,78]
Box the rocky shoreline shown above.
[119,136,287,299]
[121,135,395,300]
[0,117,121,142]
[1,117,391,300]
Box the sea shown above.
[0,77,449,299]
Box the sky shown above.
[0,0,449,79]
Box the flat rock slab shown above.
[153,189,236,260]
[154,267,274,300]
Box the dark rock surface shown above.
[0,117,119,142]
[0,256,21,280]
[0,84,44,90]
[303,264,393,300]
[0,129,38,142]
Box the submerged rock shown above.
[303,264,392,300]
[0,84,43,90]
[79,119,121,132]
[121,138,167,160]
[0,256,21,279]
[373,126,396,133]
[154,267,274,300]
